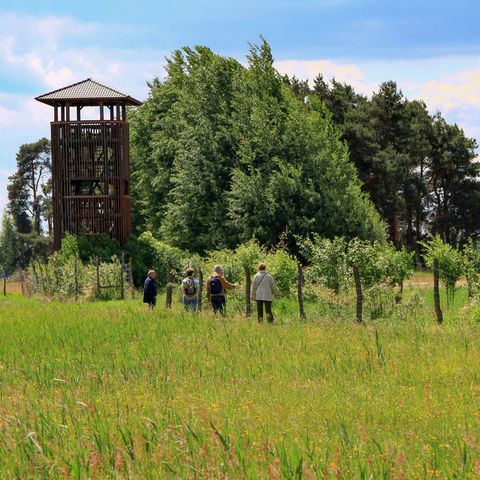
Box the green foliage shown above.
[234,239,265,274]
[0,212,21,277]
[7,138,51,235]
[421,235,464,306]
[346,239,385,289]
[76,234,120,262]
[125,232,185,288]
[28,252,126,300]
[264,249,297,296]
[130,40,384,255]
[205,248,243,284]
[300,236,348,294]
[311,76,480,248]
[17,233,52,266]
[379,244,414,288]
[462,238,480,298]
[181,253,205,276]
[301,235,414,317]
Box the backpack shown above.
[209,276,222,295]
[183,278,197,296]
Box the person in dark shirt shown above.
[143,270,158,309]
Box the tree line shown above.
[2,39,479,269]
[286,74,479,253]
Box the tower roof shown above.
[35,78,142,106]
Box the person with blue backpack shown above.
[182,267,199,312]
[206,265,237,315]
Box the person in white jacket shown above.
[251,262,281,323]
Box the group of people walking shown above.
[143,263,281,322]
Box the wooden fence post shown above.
[166,270,173,309]
[245,266,252,317]
[31,261,39,293]
[433,258,443,324]
[120,252,125,300]
[38,261,48,295]
[74,254,79,300]
[95,256,100,297]
[353,264,363,324]
[3,273,6,296]
[297,263,306,320]
[198,269,203,312]
[20,269,25,296]
[128,258,135,299]
[43,261,52,295]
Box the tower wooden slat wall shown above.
[35,79,141,250]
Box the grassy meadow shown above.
[1,278,480,478]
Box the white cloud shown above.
[0,14,97,88]
[0,13,167,212]
[275,56,480,145]
[0,11,479,212]
[0,13,162,93]
[275,58,378,96]
[415,69,480,112]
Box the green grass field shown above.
[1,280,480,479]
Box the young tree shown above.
[421,235,464,307]
[235,240,264,316]
[0,212,21,295]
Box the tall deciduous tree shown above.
[7,138,51,235]
[130,40,384,255]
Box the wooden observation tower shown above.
[36,79,142,250]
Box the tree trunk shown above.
[433,258,443,324]
[406,204,414,250]
[198,270,203,312]
[165,271,173,309]
[3,275,6,296]
[414,209,424,268]
[297,263,306,320]
[467,277,474,299]
[245,266,252,317]
[128,259,135,299]
[391,210,400,246]
[353,264,363,324]
[395,280,404,304]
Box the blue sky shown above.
[0,0,479,210]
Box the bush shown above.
[205,248,243,284]
[265,249,297,296]
[126,232,184,288]
[299,236,348,294]
[77,234,120,262]
[463,238,480,298]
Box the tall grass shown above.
[0,288,479,478]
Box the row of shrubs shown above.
[27,232,480,322]
[27,233,299,300]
